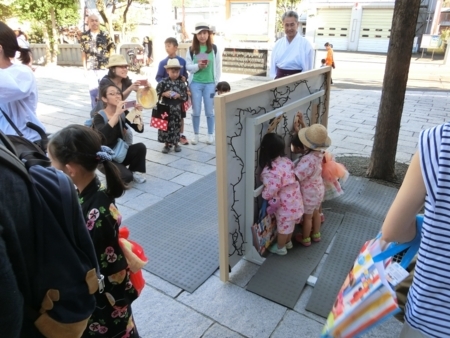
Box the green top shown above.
[192,45,214,83]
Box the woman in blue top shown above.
[185,22,222,145]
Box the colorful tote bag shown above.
[321,215,423,338]
[251,199,277,256]
[150,102,169,131]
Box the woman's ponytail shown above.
[18,47,31,65]
[102,160,127,198]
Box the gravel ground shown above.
[336,156,410,190]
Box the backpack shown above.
[0,131,103,338]
[189,44,218,60]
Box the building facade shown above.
[305,0,435,53]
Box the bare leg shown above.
[180,118,184,134]
[302,214,313,239]
[286,232,293,244]
[277,233,288,249]
[312,208,321,234]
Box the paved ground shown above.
[33,53,449,337]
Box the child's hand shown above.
[135,103,143,111]
[173,93,180,99]
[162,91,171,98]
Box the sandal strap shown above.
[312,232,321,239]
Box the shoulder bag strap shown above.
[0,107,23,137]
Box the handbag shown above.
[251,199,277,256]
[321,215,423,338]
[182,98,192,113]
[150,98,169,131]
[112,116,129,163]
[332,61,336,69]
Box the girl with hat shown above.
[185,22,222,145]
[292,123,331,247]
[156,58,188,153]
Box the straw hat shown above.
[192,22,211,34]
[137,86,158,109]
[298,124,331,151]
[106,54,128,68]
[164,58,183,69]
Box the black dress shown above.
[80,177,139,338]
[93,111,147,183]
[156,77,188,144]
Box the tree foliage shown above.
[276,0,302,34]
[0,0,17,21]
[14,0,79,64]
[95,0,150,40]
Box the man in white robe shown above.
[270,11,314,79]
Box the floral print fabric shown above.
[294,151,325,213]
[156,76,188,144]
[260,156,303,234]
[79,177,138,338]
[80,30,115,70]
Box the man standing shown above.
[80,15,115,108]
[270,11,314,79]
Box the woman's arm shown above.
[185,48,200,73]
[261,170,281,200]
[122,80,139,100]
[381,152,426,243]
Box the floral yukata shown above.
[156,76,188,145]
[260,156,303,234]
[79,177,138,338]
[294,151,325,214]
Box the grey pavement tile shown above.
[168,158,216,176]
[145,161,184,180]
[115,187,145,204]
[142,270,182,298]
[311,254,328,278]
[177,276,287,338]
[123,192,163,210]
[395,152,413,164]
[328,124,357,132]
[170,172,204,186]
[293,286,327,325]
[172,148,216,163]
[133,175,183,197]
[206,158,216,166]
[132,287,213,338]
[331,141,366,153]
[146,149,180,165]
[119,204,140,222]
[271,310,324,338]
[342,136,374,147]
[202,324,244,338]
[396,144,418,154]
[227,259,260,288]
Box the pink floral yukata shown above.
[294,151,325,214]
[261,156,303,234]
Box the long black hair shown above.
[0,22,31,64]
[48,125,126,198]
[259,133,285,170]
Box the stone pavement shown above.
[33,58,449,337]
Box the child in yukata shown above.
[156,58,188,154]
[291,124,331,247]
[259,133,303,256]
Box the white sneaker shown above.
[286,241,293,250]
[191,134,199,145]
[206,134,214,145]
[132,172,146,184]
[268,244,287,255]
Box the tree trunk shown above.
[366,0,421,180]
[181,0,188,42]
[49,8,58,65]
[42,25,51,66]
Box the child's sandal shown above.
[312,232,321,242]
[295,234,311,247]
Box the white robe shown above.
[270,33,314,78]
[0,64,46,142]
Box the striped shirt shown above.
[406,123,450,337]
